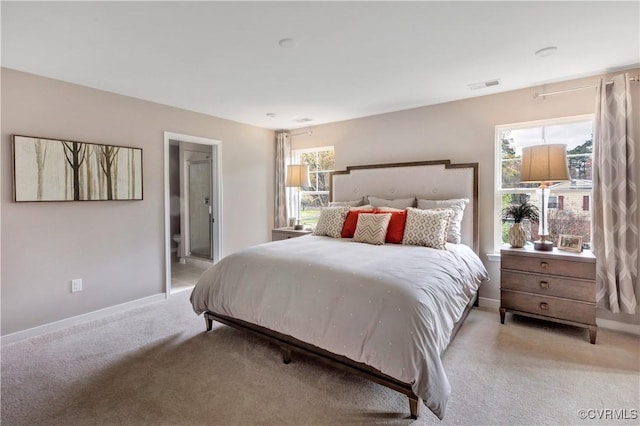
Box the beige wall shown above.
[292,68,640,325]
[2,66,638,335]
[1,68,275,335]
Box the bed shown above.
[190,160,488,419]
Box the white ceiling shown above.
[2,1,639,130]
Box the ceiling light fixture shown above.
[535,46,558,58]
[266,112,277,118]
[278,38,297,49]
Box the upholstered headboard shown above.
[330,160,479,253]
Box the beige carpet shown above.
[2,290,638,425]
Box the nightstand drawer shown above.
[502,253,595,280]
[501,270,595,302]
[501,290,596,325]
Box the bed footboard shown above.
[202,290,478,419]
[203,311,434,419]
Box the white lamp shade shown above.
[520,144,570,183]
[286,164,311,188]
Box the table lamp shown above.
[520,144,570,251]
[286,164,311,230]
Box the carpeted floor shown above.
[2,291,638,425]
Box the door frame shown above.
[163,131,222,298]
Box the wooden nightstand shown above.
[272,227,312,241]
[499,245,597,344]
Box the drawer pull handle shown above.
[539,281,549,289]
[540,302,549,310]
[540,262,549,269]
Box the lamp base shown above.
[534,240,554,251]
[294,224,304,230]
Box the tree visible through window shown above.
[293,147,335,227]
[496,116,593,250]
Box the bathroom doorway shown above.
[164,132,222,296]
[188,159,213,259]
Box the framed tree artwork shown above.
[12,135,143,202]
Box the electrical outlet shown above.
[71,278,82,293]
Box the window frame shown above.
[494,114,594,252]
[291,145,335,227]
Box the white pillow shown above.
[313,206,350,238]
[416,198,469,244]
[328,197,365,207]
[402,208,452,250]
[353,213,392,245]
[368,196,415,209]
[374,206,404,212]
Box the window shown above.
[292,146,335,227]
[496,115,593,250]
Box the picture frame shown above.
[558,234,583,252]
[12,135,143,202]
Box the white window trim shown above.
[291,146,335,226]
[493,114,594,254]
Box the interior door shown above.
[188,160,213,259]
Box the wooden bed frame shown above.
[203,159,480,419]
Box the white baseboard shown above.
[596,318,640,336]
[478,297,500,310]
[478,296,640,336]
[1,293,166,346]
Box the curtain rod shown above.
[534,74,639,99]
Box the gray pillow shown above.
[328,197,365,207]
[367,196,416,209]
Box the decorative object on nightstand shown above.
[272,227,312,241]
[500,245,597,344]
[558,234,583,252]
[520,144,570,251]
[286,164,311,230]
[501,201,539,248]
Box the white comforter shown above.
[190,235,488,419]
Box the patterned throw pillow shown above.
[313,206,350,238]
[402,208,453,249]
[416,198,469,244]
[341,209,375,238]
[353,213,392,245]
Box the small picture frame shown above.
[558,234,583,252]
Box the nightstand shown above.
[499,245,597,344]
[272,227,312,241]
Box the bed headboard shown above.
[330,160,479,253]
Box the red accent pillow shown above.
[341,210,374,238]
[374,210,407,244]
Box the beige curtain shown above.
[593,73,638,314]
[274,132,291,228]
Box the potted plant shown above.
[501,201,540,248]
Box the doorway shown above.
[164,132,222,296]
[188,159,213,259]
